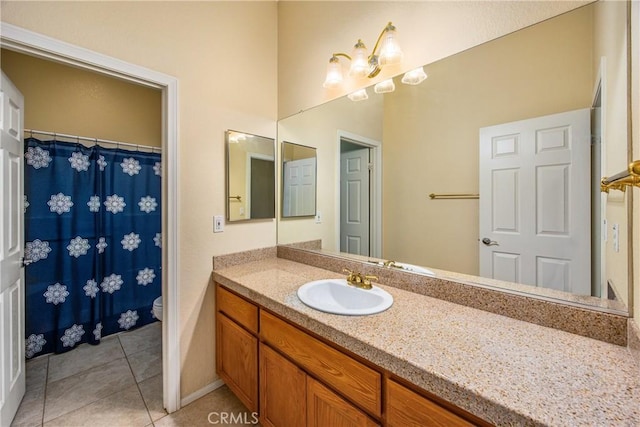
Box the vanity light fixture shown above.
[323,22,403,88]
[347,88,369,102]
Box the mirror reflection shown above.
[277,2,630,311]
[282,142,317,217]
[226,130,275,221]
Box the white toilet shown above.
[152,296,163,321]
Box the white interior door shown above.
[282,157,316,216]
[479,108,591,295]
[340,147,370,256]
[0,71,26,426]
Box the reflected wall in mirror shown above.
[282,142,317,217]
[277,2,631,312]
[226,130,275,221]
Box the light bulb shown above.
[349,40,369,77]
[379,23,403,66]
[323,57,344,88]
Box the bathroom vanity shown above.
[213,251,640,426]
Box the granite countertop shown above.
[212,257,640,426]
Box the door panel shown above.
[340,147,370,256]
[0,70,25,427]
[283,157,316,216]
[479,109,590,295]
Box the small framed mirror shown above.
[281,141,317,217]
[226,130,275,221]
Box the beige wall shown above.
[383,4,594,274]
[277,0,590,118]
[1,0,277,398]
[1,49,161,147]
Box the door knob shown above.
[481,237,499,246]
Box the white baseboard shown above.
[180,379,225,407]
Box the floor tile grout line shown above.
[119,333,158,426]
[40,355,49,427]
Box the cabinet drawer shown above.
[217,284,258,334]
[386,379,475,427]
[260,311,381,417]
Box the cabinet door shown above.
[307,377,378,427]
[386,379,474,427]
[260,343,306,427]
[216,313,258,412]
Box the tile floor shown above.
[11,322,255,427]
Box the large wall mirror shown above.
[277,1,631,314]
[282,141,317,217]
[226,130,275,221]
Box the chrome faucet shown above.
[343,268,378,290]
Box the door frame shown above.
[336,130,382,258]
[0,23,181,412]
[592,57,607,299]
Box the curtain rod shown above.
[24,129,162,153]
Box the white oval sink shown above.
[297,279,393,316]
[394,262,436,277]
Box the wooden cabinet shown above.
[259,343,306,427]
[260,310,381,418]
[216,286,259,412]
[386,379,476,427]
[259,341,378,427]
[215,283,489,427]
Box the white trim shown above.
[592,57,607,300]
[180,379,225,407]
[336,130,382,258]
[0,22,181,413]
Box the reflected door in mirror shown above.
[281,142,317,217]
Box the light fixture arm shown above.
[331,52,352,61]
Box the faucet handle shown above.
[343,268,355,281]
[363,275,378,286]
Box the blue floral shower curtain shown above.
[23,137,162,358]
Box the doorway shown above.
[0,23,180,415]
[337,132,382,258]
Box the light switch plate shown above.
[214,215,224,233]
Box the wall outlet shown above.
[315,211,322,224]
[214,215,224,233]
[612,223,619,252]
